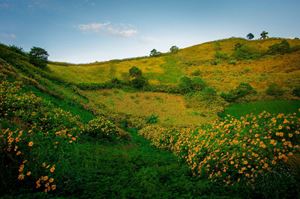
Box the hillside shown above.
[1,37,300,199]
[49,38,300,92]
[49,38,300,126]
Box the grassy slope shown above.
[48,37,300,126]
[0,42,242,199]
[49,38,300,92]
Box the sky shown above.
[0,0,300,63]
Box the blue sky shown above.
[0,0,299,63]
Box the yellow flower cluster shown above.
[139,111,300,185]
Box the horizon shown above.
[1,0,300,63]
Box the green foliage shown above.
[220,100,300,118]
[267,40,291,55]
[233,43,261,60]
[191,69,201,76]
[150,49,161,57]
[146,114,159,124]
[191,76,207,91]
[170,45,179,53]
[215,51,229,60]
[260,31,269,39]
[266,83,284,96]
[178,76,193,93]
[292,87,300,97]
[29,47,49,69]
[228,59,237,65]
[83,116,117,140]
[129,66,142,78]
[130,76,148,89]
[246,33,254,40]
[9,45,27,56]
[178,76,207,94]
[221,83,255,102]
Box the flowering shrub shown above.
[0,80,80,193]
[139,111,300,185]
[83,116,118,139]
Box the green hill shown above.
[0,37,300,198]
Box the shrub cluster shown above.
[82,116,118,140]
[221,83,255,102]
[266,83,284,97]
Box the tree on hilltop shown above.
[246,33,254,40]
[29,47,49,68]
[170,45,179,53]
[260,31,269,40]
[150,49,161,57]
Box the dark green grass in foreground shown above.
[222,100,300,118]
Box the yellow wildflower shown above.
[28,141,34,147]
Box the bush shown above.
[146,114,159,124]
[130,76,148,89]
[267,40,290,55]
[191,69,201,76]
[221,83,255,102]
[191,77,207,91]
[178,76,193,93]
[201,87,217,100]
[178,76,207,94]
[233,43,261,60]
[83,116,118,140]
[266,84,284,97]
[215,51,229,60]
[292,87,300,97]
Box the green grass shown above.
[22,85,94,123]
[48,128,241,199]
[222,100,300,118]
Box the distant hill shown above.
[49,37,300,95]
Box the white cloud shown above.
[77,22,138,38]
[0,33,16,40]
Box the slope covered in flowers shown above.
[140,111,300,189]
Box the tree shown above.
[260,31,269,40]
[246,33,254,40]
[29,47,49,68]
[170,45,179,53]
[150,49,161,57]
[9,45,27,56]
[128,66,148,89]
[129,66,142,78]
[178,76,193,93]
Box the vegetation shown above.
[260,31,269,39]
[170,45,179,53]
[266,83,284,97]
[29,47,49,69]
[246,33,254,40]
[221,83,255,102]
[1,36,300,199]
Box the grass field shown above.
[222,100,300,118]
[81,89,220,126]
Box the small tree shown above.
[129,66,142,78]
[150,49,161,57]
[260,31,269,40]
[170,45,179,53]
[29,47,49,68]
[178,76,193,93]
[246,33,254,40]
